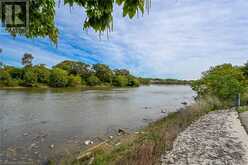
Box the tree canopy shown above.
[22,53,34,67]
[0,54,144,88]
[1,0,151,44]
[192,63,248,104]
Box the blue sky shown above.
[0,0,248,80]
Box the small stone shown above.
[118,128,127,134]
[23,133,28,136]
[30,143,36,149]
[49,144,55,149]
[115,142,121,146]
[84,140,93,145]
[161,110,167,113]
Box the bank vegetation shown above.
[0,53,149,88]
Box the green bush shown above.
[128,77,140,87]
[93,64,113,83]
[87,75,101,86]
[23,67,38,86]
[34,65,51,83]
[242,61,248,78]
[0,70,11,81]
[8,67,23,79]
[192,64,247,102]
[113,75,128,87]
[49,68,69,87]
[6,79,19,87]
[241,91,248,106]
[0,71,12,86]
[68,75,81,87]
[81,79,87,86]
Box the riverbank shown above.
[161,109,248,165]
[0,84,182,90]
[48,98,215,165]
[0,85,112,90]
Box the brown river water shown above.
[0,85,195,164]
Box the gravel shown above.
[161,110,248,165]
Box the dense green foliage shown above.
[242,61,248,78]
[54,61,91,77]
[149,78,192,85]
[68,75,82,87]
[128,76,140,87]
[86,75,101,86]
[49,68,69,87]
[0,71,12,86]
[0,55,143,88]
[93,64,113,84]
[34,64,51,83]
[113,75,128,87]
[23,67,38,86]
[192,63,248,105]
[1,0,151,44]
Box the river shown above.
[0,85,195,163]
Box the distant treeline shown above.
[149,78,193,85]
[0,53,150,88]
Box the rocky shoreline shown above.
[161,110,248,165]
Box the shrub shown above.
[81,79,87,86]
[34,65,51,83]
[49,68,69,87]
[128,77,140,87]
[113,75,128,87]
[93,64,113,83]
[192,64,247,102]
[241,91,248,106]
[87,75,101,86]
[0,70,11,81]
[0,71,12,86]
[8,67,23,79]
[6,79,19,87]
[23,67,38,87]
[68,75,81,87]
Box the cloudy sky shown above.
[0,0,248,80]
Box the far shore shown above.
[0,84,190,90]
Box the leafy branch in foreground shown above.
[1,0,151,44]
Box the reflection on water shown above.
[0,85,195,163]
